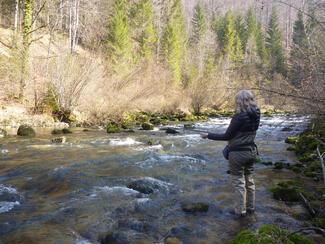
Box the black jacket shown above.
[208,108,260,141]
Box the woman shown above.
[201,90,260,216]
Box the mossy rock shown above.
[164,237,181,244]
[150,117,162,125]
[184,123,195,129]
[62,128,72,134]
[106,122,121,133]
[51,129,63,135]
[285,136,298,144]
[181,202,209,213]
[230,224,312,244]
[0,128,7,138]
[141,122,154,131]
[270,182,301,202]
[17,125,36,137]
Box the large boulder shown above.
[17,125,36,137]
[0,129,7,138]
[165,128,179,134]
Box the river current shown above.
[0,115,317,243]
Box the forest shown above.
[0,0,323,124]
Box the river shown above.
[0,115,319,243]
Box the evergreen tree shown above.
[266,7,287,76]
[255,22,267,62]
[132,0,157,60]
[235,14,246,49]
[162,0,186,84]
[107,0,132,65]
[289,10,309,85]
[191,3,207,44]
[223,11,243,62]
[223,11,236,58]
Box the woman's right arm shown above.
[207,115,242,141]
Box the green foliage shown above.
[23,0,33,47]
[106,122,121,133]
[162,0,186,84]
[266,7,287,76]
[231,224,312,244]
[191,3,207,44]
[289,11,310,85]
[255,23,267,62]
[107,0,132,65]
[270,181,301,202]
[131,0,157,60]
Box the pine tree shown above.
[266,7,287,76]
[131,0,157,60]
[107,0,132,65]
[235,14,246,49]
[289,10,309,85]
[191,3,207,44]
[223,11,236,58]
[222,11,243,62]
[255,22,267,62]
[162,0,186,84]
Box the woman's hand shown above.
[200,133,209,139]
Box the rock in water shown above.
[62,128,72,134]
[181,202,209,213]
[127,177,171,194]
[17,125,36,137]
[0,129,7,138]
[51,137,66,144]
[141,122,154,131]
[165,237,181,244]
[165,128,179,134]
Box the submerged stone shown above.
[51,137,66,144]
[51,129,63,135]
[17,125,36,137]
[181,202,209,213]
[165,237,181,244]
[165,128,179,134]
[62,128,72,134]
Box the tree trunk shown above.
[14,0,19,32]
[20,0,33,98]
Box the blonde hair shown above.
[235,90,258,113]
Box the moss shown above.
[106,122,121,133]
[141,122,154,130]
[230,225,312,244]
[17,125,36,137]
[270,181,301,202]
[285,136,298,144]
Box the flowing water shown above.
[0,115,320,243]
